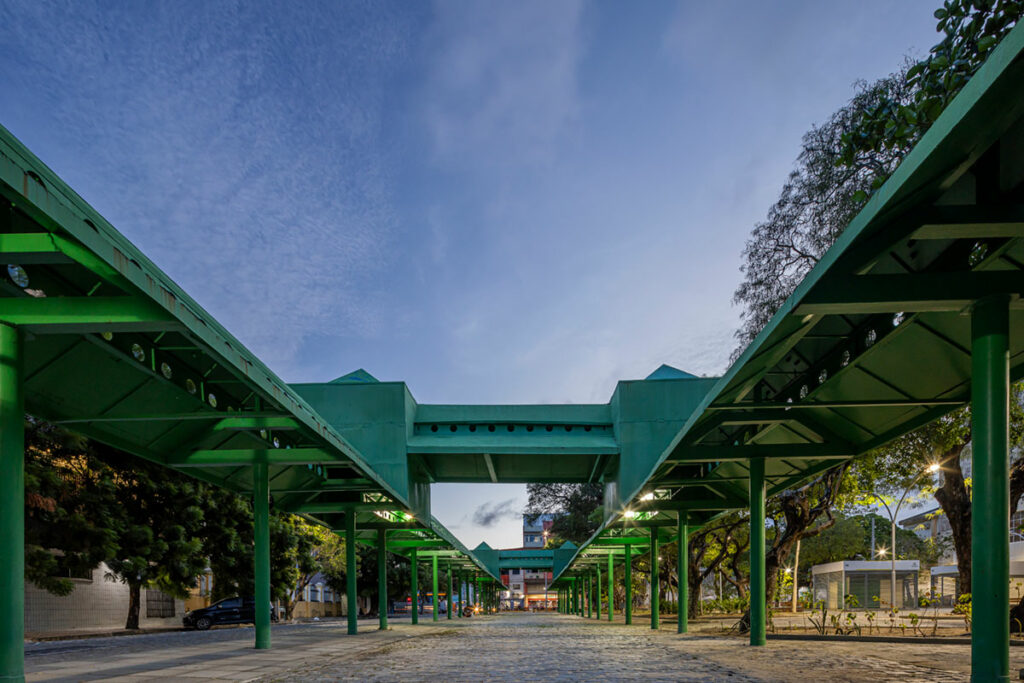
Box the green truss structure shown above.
[1,18,1024,683]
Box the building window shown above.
[311,585,321,603]
[146,589,176,618]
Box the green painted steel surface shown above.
[253,462,271,650]
[432,555,439,623]
[0,324,23,683]
[595,563,601,620]
[749,459,766,647]
[607,554,613,621]
[625,545,632,626]
[678,513,688,634]
[0,14,1023,678]
[377,528,388,631]
[410,549,418,626]
[549,22,1024,606]
[650,528,659,630]
[346,512,357,635]
[447,562,453,620]
[586,573,592,619]
[972,296,1010,682]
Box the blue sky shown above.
[1,0,940,548]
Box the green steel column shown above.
[410,549,419,625]
[432,555,439,622]
[476,577,481,613]
[678,513,689,634]
[377,528,388,631]
[586,573,592,618]
[651,528,660,630]
[447,562,453,620]
[625,545,633,625]
[0,324,24,682]
[575,578,580,616]
[595,564,601,620]
[607,553,613,621]
[253,461,271,650]
[749,457,766,647]
[345,512,357,635]
[455,572,461,617]
[972,294,1010,682]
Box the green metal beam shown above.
[667,444,854,463]
[797,271,1024,315]
[0,232,132,289]
[387,539,450,549]
[705,399,964,411]
[0,296,176,331]
[211,416,301,431]
[292,502,399,514]
[168,447,339,466]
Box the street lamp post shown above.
[875,462,940,609]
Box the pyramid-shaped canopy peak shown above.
[560,541,577,550]
[645,364,697,381]
[475,542,494,551]
[329,368,379,384]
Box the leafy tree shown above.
[793,513,869,574]
[757,465,849,615]
[732,0,1024,611]
[732,71,913,353]
[858,396,1024,596]
[525,483,603,545]
[23,419,119,596]
[840,0,1024,181]
[97,446,208,629]
[203,502,327,620]
[685,513,747,618]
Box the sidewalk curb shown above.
[767,633,1024,646]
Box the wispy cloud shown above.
[421,0,584,168]
[471,498,521,528]
[0,2,411,376]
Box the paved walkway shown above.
[23,612,1024,681]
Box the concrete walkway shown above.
[23,612,1024,681]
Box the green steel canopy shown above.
[2,17,1024,683]
[0,125,497,581]
[553,19,1024,587]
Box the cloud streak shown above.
[471,498,522,528]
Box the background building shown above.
[25,562,184,634]
[522,514,554,549]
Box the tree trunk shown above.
[933,446,970,597]
[282,596,295,621]
[125,582,141,630]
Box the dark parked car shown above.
[183,596,275,630]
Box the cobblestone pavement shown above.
[273,613,1021,682]
[24,612,1024,681]
[24,619,447,682]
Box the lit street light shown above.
[874,462,940,609]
